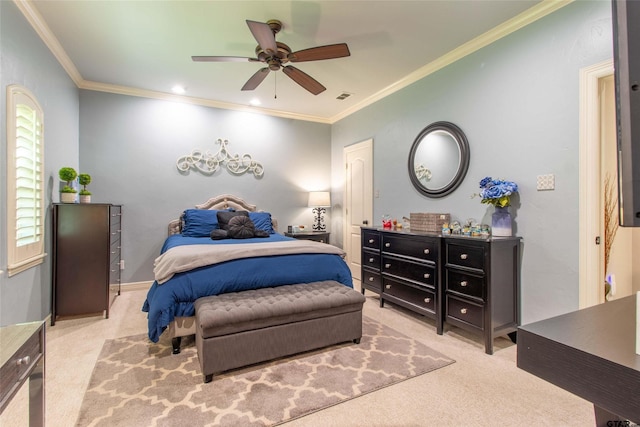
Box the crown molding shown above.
[329,0,573,123]
[13,0,83,85]
[78,80,332,124]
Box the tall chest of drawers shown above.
[443,236,520,354]
[52,203,122,325]
[360,227,521,353]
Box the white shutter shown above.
[7,85,46,276]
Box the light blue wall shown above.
[331,0,613,324]
[79,91,332,283]
[0,1,79,325]
[1,0,614,327]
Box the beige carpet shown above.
[76,316,454,427]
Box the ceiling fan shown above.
[192,19,350,95]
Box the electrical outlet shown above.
[120,260,125,270]
[375,190,380,198]
[537,174,555,191]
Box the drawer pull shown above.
[424,298,431,303]
[385,284,391,289]
[460,254,468,260]
[368,239,374,244]
[460,281,468,287]
[368,277,375,282]
[17,355,31,365]
[385,263,391,269]
[368,258,374,263]
[385,243,391,248]
[460,308,468,314]
[423,273,430,279]
[424,248,430,254]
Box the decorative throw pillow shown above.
[182,209,228,237]
[217,210,249,230]
[227,215,255,239]
[254,229,270,238]
[249,212,275,234]
[209,229,228,240]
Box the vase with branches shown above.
[603,172,619,300]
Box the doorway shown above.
[579,60,638,307]
[343,139,373,284]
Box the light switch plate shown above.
[537,174,555,191]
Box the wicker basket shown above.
[409,213,451,233]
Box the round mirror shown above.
[408,121,470,198]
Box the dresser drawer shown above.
[362,251,380,270]
[381,234,437,262]
[383,279,436,312]
[446,296,484,330]
[446,269,484,301]
[446,243,484,270]
[0,325,44,403]
[361,270,382,293]
[382,255,435,287]
[362,230,380,250]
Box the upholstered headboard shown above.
[168,194,277,235]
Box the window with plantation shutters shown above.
[6,85,46,276]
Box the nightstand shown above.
[285,231,330,244]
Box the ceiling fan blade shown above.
[241,67,270,91]
[246,20,277,55]
[288,43,350,62]
[192,56,259,62]
[282,66,326,95]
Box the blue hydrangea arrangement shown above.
[478,176,518,208]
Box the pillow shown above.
[254,229,270,238]
[227,215,256,239]
[217,210,249,231]
[249,211,275,234]
[182,209,227,237]
[209,229,228,240]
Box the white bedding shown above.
[154,239,345,284]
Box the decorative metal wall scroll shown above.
[176,138,264,177]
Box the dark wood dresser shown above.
[361,227,521,354]
[51,203,122,325]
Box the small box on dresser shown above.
[443,235,521,354]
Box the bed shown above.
[142,194,353,352]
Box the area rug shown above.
[76,316,454,427]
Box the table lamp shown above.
[308,191,330,231]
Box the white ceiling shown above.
[22,0,555,123]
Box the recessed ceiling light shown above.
[249,98,261,106]
[171,85,186,94]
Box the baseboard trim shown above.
[120,281,153,292]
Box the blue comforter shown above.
[142,233,353,342]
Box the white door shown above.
[344,139,373,282]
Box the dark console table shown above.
[517,294,640,426]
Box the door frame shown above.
[578,59,614,308]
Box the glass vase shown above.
[491,206,512,237]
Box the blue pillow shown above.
[182,209,227,237]
[249,211,275,234]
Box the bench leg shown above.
[353,338,361,344]
[204,374,213,383]
[172,337,182,354]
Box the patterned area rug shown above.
[76,316,455,426]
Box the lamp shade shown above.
[308,191,331,207]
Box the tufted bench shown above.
[194,280,365,383]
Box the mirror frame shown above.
[408,121,470,198]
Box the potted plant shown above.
[59,167,78,203]
[78,173,92,203]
